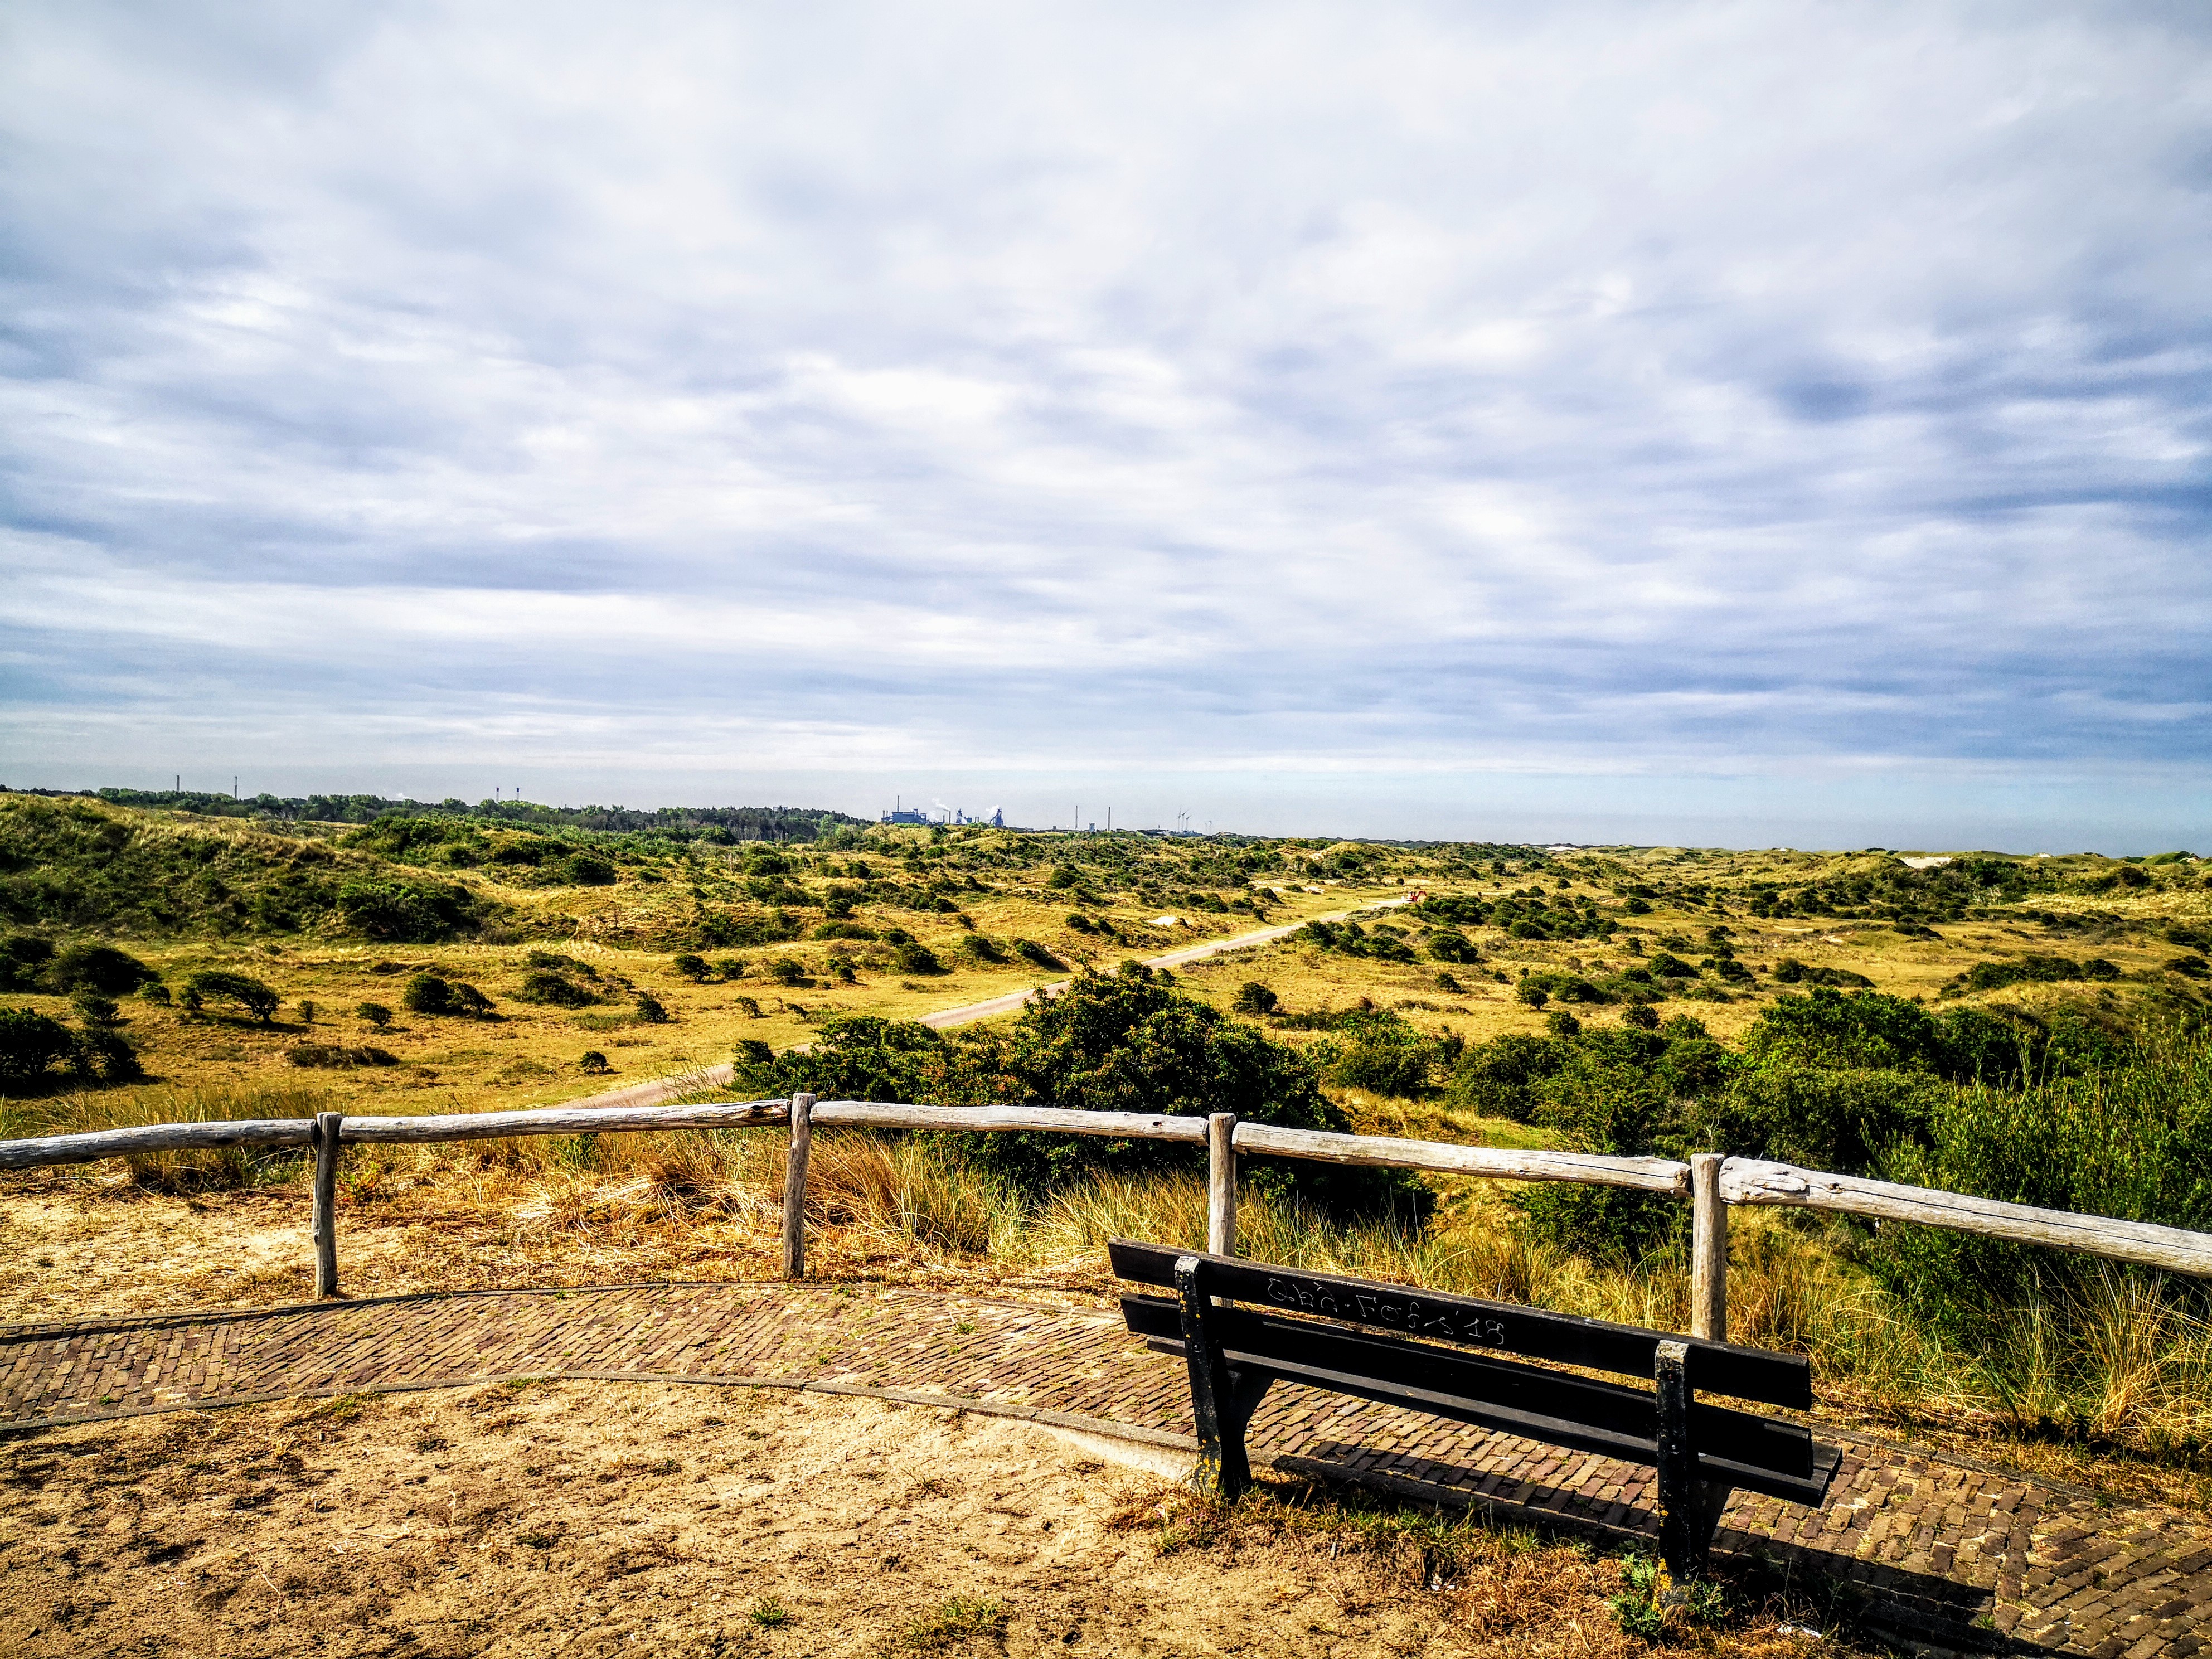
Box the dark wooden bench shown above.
[1112,1240,1841,1579]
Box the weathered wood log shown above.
[1207,1113,1237,1259]
[1719,1158,2212,1277]
[339,1098,790,1143]
[1690,1153,1726,1342]
[1233,1122,1691,1194]
[312,1113,342,1299]
[0,1118,318,1171]
[810,1102,1209,1142]
[784,1093,815,1282]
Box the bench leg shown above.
[1176,1254,1257,1502]
[1652,1338,1730,1581]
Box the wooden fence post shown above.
[312,1112,343,1299]
[783,1094,815,1281]
[1690,1152,1726,1342]
[1207,1113,1237,1258]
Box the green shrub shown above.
[1546,1010,1582,1039]
[1514,979,1549,1010]
[1232,981,1278,1016]
[74,1027,144,1083]
[892,941,947,977]
[1448,1034,1566,1121]
[1771,958,1873,988]
[1424,930,1478,964]
[636,993,670,1023]
[1621,1004,1660,1030]
[357,1001,392,1029]
[956,934,1006,963]
[517,971,596,1007]
[1011,939,1063,971]
[1866,1027,2212,1352]
[72,992,123,1027]
[140,982,172,1007]
[0,1007,77,1080]
[565,853,618,886]
[48,943,156,994]
[0,934,55,991]
[185,969,280,1022]
[768,958,811,987]
[671,953,710,980]
[579,1050,611,1074]
[447,981,493,1016]
[1330,1039,1432,1096]
[336,879,480,942]
[287,1044,397,1069]
[734,964,1415,1213]
[401,972,454,1015]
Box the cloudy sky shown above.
[3,2,2208,847]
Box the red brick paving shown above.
[4,1281,2205,1654]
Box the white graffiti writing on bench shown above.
[1263,1275,1507,1346]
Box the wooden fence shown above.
[4,1095,2209,1335]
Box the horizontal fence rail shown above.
[1231,1122,1690,1194]
[1720,1158,2212,1277]
[3,1097,2208,1331]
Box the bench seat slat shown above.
[1125,1294,1822,1493]
[1110,1239,1808,1409]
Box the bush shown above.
[1546,1010,1582,1039]
[0,934,56,991]
[517,971,596,1007]
[1772,958,1874,988]
[1011,939,1064,971]
[672,953,710,980]
[956,934,1006,963]
[0,1007,77,1080]
[141,982,173,1007]
[636,993,670,1023]
[565,853,619,886]
[336,879,481,942]
[767,958,811,987]
[1232,981,1278,1016]
[397,973,453,1014]
[1448,1034,1566,1120]
[287,1044,397,1069]
[892,941,947,977]
[48,943,156,995]
[1621,1003,1660,1030]
[185,969,280,1022]
[357,1001,392,1029]
[734,964,1416,1212]
[1865,1027,2212,1350]
[1425,930,1478,964]
[447,981,493,1016]
[1514,979,1549,1010]
[579,1050,612,1074]
[74,1026,144,1083]
[1330,1039,1432,1097]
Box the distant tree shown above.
[185,970,280,1022]
[1515,979,1550,1010]
[0,1007,77,1081]
[50,944,156,995]
[0,935,56,992]
[579,1050,612,1074]
[71,992,123,1028]
[357,1001,393,1029]
[140,982,173,1007]
[1546,1010,1583,1039]
[296,1000,317,1025]
[1231,981,1279,1016]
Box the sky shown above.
[3,2,2209,849]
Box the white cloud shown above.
[1,0,2208,840]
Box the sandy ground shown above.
[0,1382,1843,1658]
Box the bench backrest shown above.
[1108,1238,1810,1409]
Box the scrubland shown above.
[5,794,2212,1646]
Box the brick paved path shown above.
[4,1282,2205,1655]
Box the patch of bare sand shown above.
[0,1384,1842,1658]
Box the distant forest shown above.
[4,787,861,843]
